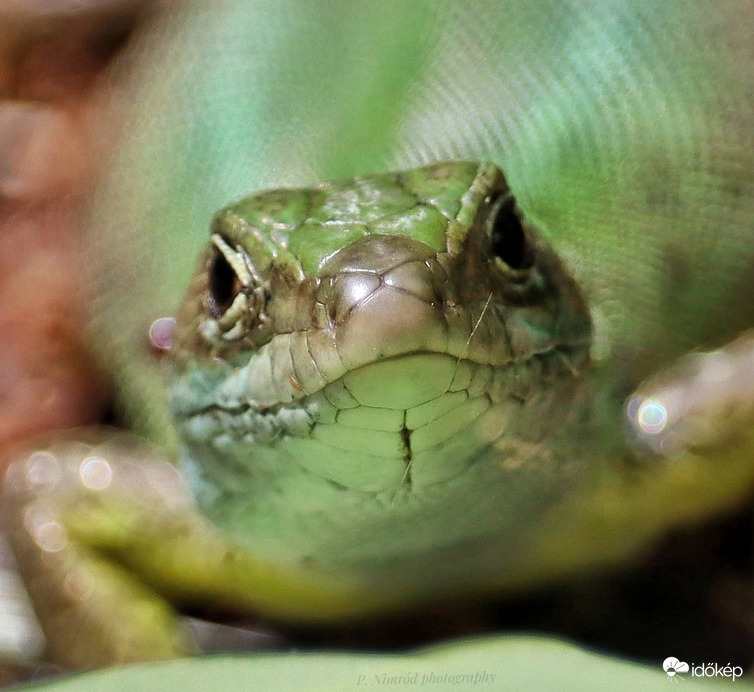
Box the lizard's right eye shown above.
[207,246,242,318]
[200,233,269,346]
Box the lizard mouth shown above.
[170,343,590,582]
[176,351,482,458]
[171,342,585,493]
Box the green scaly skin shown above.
[3,162,754,670]
[169,161,592,593]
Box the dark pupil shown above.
[208,248,240,317]
[490,196,533,270]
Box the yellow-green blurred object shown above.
[18,636,754,692]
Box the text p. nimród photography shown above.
[356,670,496,686]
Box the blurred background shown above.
[0,0,753,685]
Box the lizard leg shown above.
[1,432,198,668]
[1,431,397,669]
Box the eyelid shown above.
[210,234,254,287]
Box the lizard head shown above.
[167,162,592,592]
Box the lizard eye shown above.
[489,195,534,272]
[200,233,270,347]
[208,245,242,318]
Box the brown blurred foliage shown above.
[0,1,156,472]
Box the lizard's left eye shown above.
[207,244,243,318]
[488,195,534,272]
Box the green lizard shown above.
[3,0,754,677]
[4,159,754,669]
